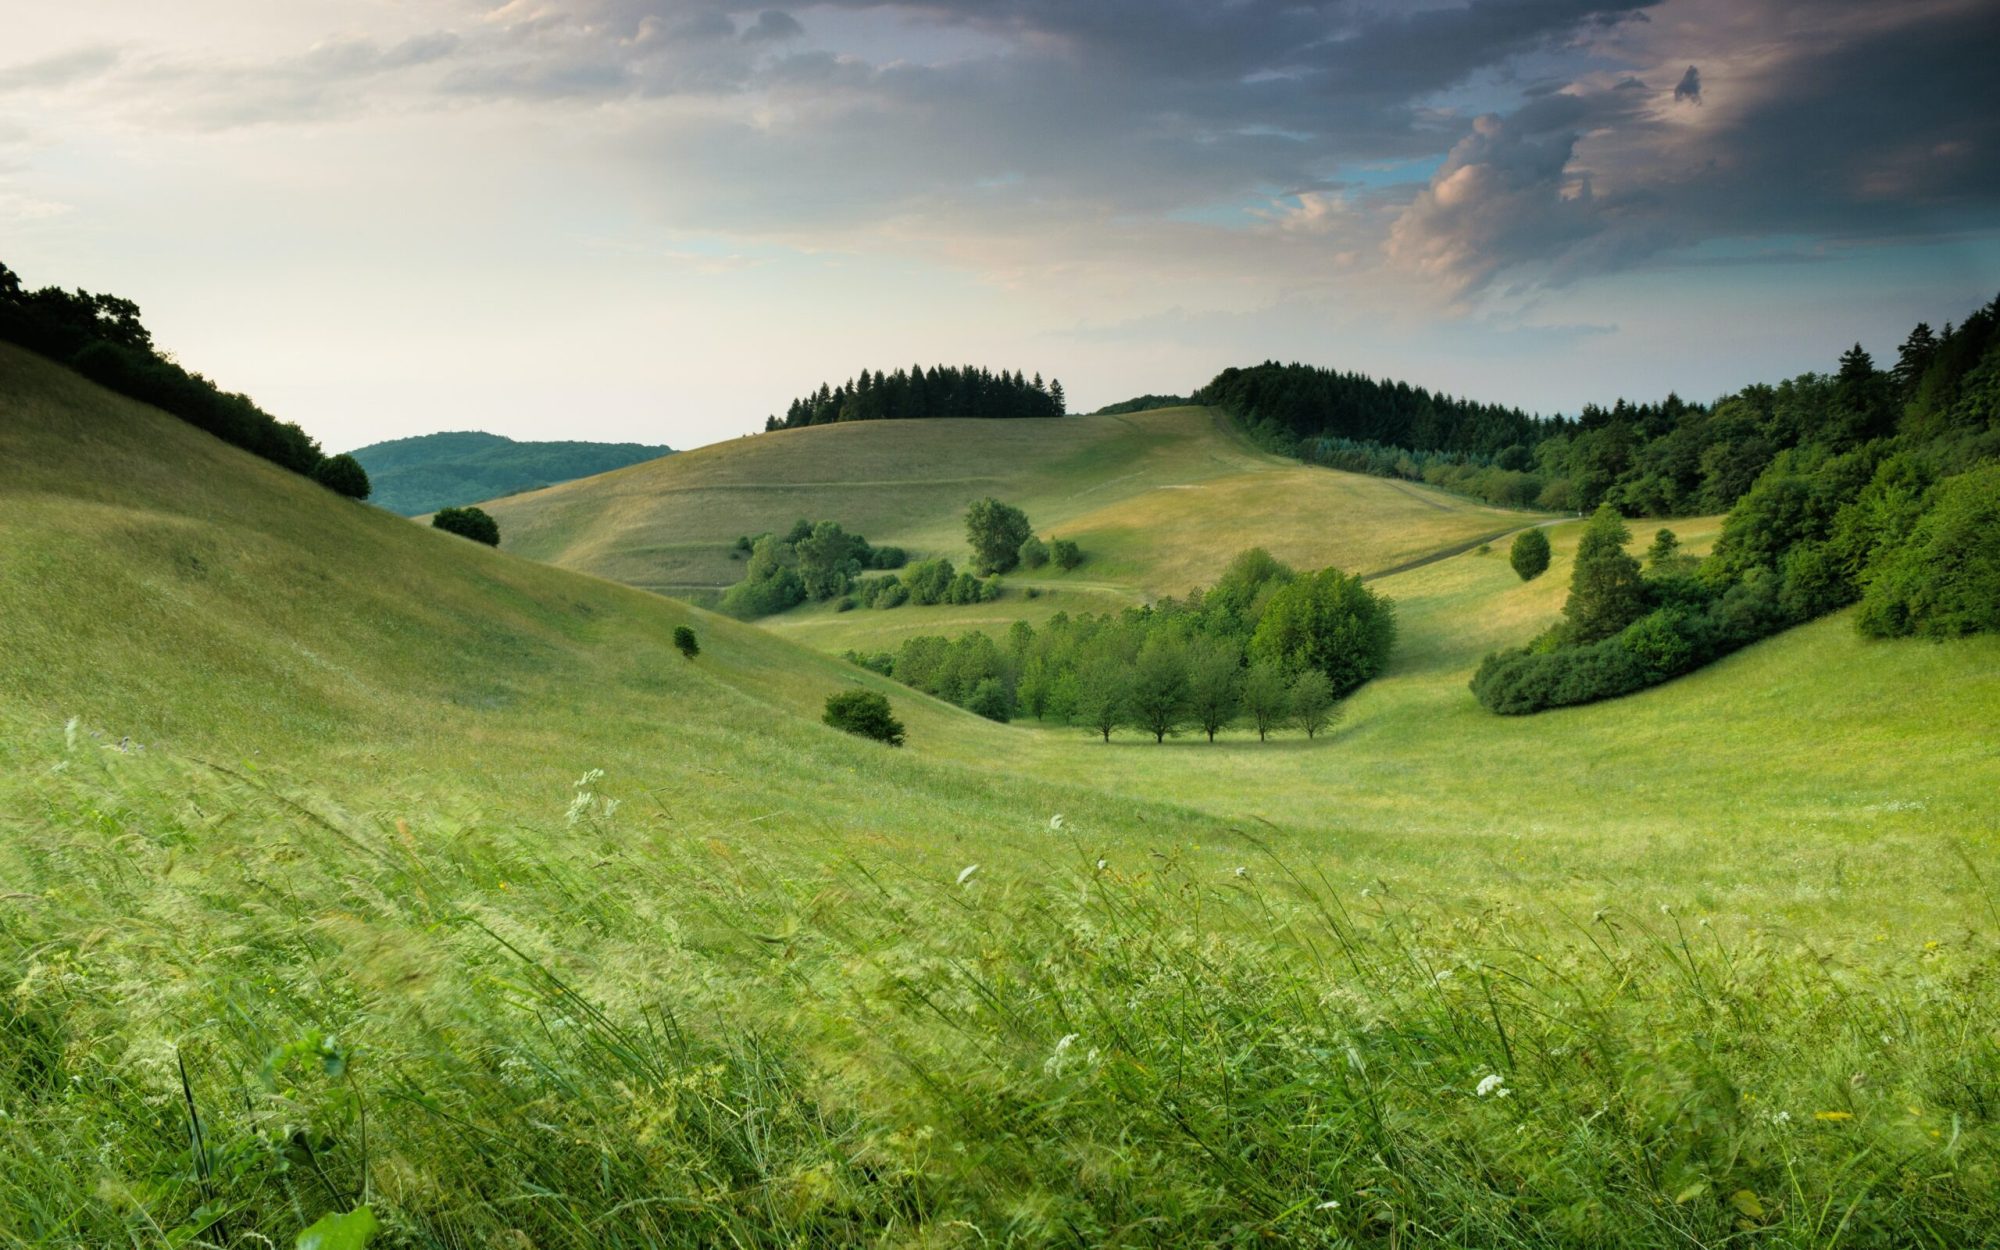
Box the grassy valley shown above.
[6,342,2000,1245]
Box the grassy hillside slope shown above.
[5,343,2000,1247]
[348,429,673,516]
[480,407,1536,609]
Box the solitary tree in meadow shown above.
[673,626,699,659]
[965,498,1033,575]
[1509,527,1551,581]
[1050,538,1084,571]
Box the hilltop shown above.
[348,429,673,515]
[5,340,1999,1246]
[480,406,1541,625]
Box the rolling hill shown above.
[348,429,673,515]
[477,408,1543,620]
[5,340,2000,1246]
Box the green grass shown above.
[5,343,2000,1247]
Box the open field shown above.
[479,406,1540,608]
[5,347,2000,1246]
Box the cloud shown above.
[0,45,120,92]
[1672,64,1699,104]
[741,9,804,43]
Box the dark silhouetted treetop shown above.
[0,258,325,477]
[432,505,501,547]
[764,364,1067,429]
[673,625,699,659]
[310,453,372,501]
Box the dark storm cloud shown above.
[1672,64,1699,104]
[44,0,2000,295]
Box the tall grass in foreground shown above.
[3,725,1996,1247]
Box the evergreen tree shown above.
[1563,505,1646,642]
[673,626,699,659]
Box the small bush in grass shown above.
[432,505,500,546]
[1050,538,1084,571]
[310,453,372,500]
[1017,535,1049,570]
[673,626,699,659]
[1510,527,1551,580]
[823,689,905,745]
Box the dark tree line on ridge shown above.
[1472,303,2000,712]
[1197,295,1999,524]
[0,260,370,500]
[765,365,1066,429]
[846,549,1393,740]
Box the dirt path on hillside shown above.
[1360,518,1566,582]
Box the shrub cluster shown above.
[849,548,1392,739]
[720,519,906,618]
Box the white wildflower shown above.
[1234,866,1248,878]
[1044,1033,1080,1074]
[1476,1073,1511,1099]
[956,864,980,886]
[1316,1199,1340,1210]
[1095,858,1107,871]
[1049,814,1065,830]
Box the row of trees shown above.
[1201,296,1998,519]
[848,549,1395,740]
[766,365,1066,429]
[0,260,369,499]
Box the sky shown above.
[3,0,1998,452]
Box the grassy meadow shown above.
[5,344,2000,1247]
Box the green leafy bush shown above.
[1509,528,1551,580]
[310,453,372,500]
[1017,535,1049,570]
[1050,538,1084,571]
[822,689,905,746]
[431,505,500,546]
[673,626,699,659]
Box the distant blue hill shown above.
[349,430,674,516]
